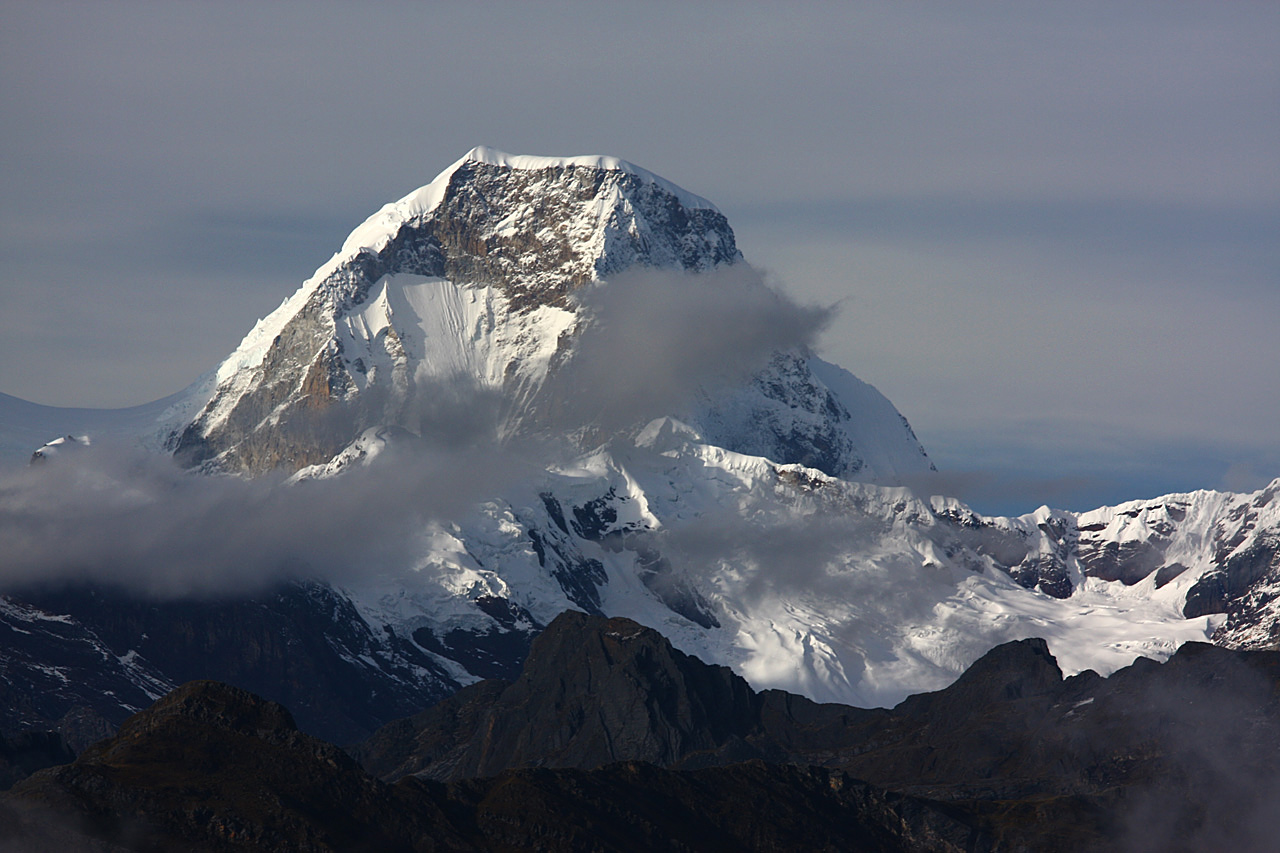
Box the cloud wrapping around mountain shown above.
[0,439,535,597]
[0,266,831,598]
[551,265,832,432]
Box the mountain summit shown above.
[171,148,932,481]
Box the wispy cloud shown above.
[545,265,832,433]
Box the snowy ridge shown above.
[1072,479,1280,647]
[213,285,319,388]
[0,375,214,468]
[338,426,1233,708]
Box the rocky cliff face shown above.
[0,583,462,747]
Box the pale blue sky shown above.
[2,1,1276,514]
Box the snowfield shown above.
[335,424,1238,708]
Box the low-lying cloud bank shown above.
[0,265,834,599]
[0,437,538,598]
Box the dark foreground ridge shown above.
[0,678,979,852]
[5,611,1280,851]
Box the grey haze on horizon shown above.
[2,1,1277,516]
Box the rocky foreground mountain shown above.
[5,611,1278,852]
[2,148,1280,758]
[355,611,1280,852]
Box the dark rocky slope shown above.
[6,611,1280,851]
[0,681,462,852]
[0,681,980,852]
[1,583,464,748]
[358,611,1280,851]
[354,609,810,780]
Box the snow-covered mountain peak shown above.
[174,150,748,473]
[174,151,929,481]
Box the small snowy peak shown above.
[688,351,933,484]
[634,417,704,453]
[30,434,91,464]
[289,425,413,481]
[0,377,213,470]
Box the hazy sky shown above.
[1,1,1276,514]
